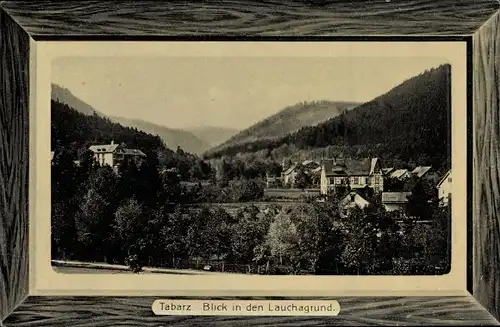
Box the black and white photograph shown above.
[50,54,452,277]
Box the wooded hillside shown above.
[206,64,451,172]
[51,99,166,156]
[207,100,359,154]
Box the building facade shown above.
[89,141,146,170]
[320,157,385,195]
[437,169,452,206]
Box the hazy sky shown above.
[52,57,449,130]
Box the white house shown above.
[381,192,412,212]
[89,141,146,169]
[437,169,452,206]
[320,157,384,195]
[339,191,370,217]
[282,163,299,187]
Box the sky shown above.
[52,56,449,130]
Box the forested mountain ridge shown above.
[51,84,212,155]
[51,99,215,181]
[206,100,360,155]
[205,64,452,173]
[51,99,166,156]
[52,84,103,116]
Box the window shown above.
[448,177,452,183]
[352,177,360,185]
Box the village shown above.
[52,140,452,221]
[265,156,451,215]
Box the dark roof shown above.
[323,158,380,176]
[412,166,432,178]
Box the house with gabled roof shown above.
[89,140,146,169]
[382,167,395,175]
[390,169,412,181]
[320,157,384,195]
[281,162,299,187]
[411,166,440,184]
[382,192,412,212]
[339,191,371,217]
[437,169,452,206]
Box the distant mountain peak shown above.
[50,84,217,155]
[206,99,360,155]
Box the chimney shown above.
[111,140,114,145]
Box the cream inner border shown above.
[30,41,468,297]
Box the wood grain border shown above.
[1,1,500,326]
[473,9,500,323]
[0,7,30,325]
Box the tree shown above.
[117,158,140,202]
[339,207,375,274]
[74,166,119,262]
[405,179,435,220]
[294,168,312,190]
[51,147,78,203]
[160,169,182,205]
[51,147,82,259]
[113,198,145,248]
[265,210,299,266]
[339,206,399,275]
[160,206,192,267]
[185,206,234,261]
[75,188,109,261]
[135,153,163,208]
[290,203,338,273]
[112,198,149,268]
[216,159,233,186]
[229,205,266,264]
[51,201,77,260]
[228,179,264,202]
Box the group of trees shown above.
[52,141,450,275]
[205,65,451,173]
[183,179,265,203]
[215,157,283,182]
